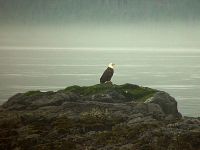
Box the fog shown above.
[0,23,200,48]
[0,0,200,48]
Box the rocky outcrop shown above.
[145,91,182,119]
[145,92,178,114]
[0,84,199,150]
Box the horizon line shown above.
[0,46,200,51]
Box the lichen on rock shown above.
[0,84,199,150]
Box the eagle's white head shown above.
[108,63,115,69]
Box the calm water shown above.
[0,48,200,117]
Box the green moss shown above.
[118,86,156,101]
[62,83,157,102]
[24,90,42,96]
[82,84,115,95]
[63,84,114,95]
[63,85,83,93]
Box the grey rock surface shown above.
[0,84,199,150]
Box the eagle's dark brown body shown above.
[100,67,114,83]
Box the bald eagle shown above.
[100,63,115,84]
